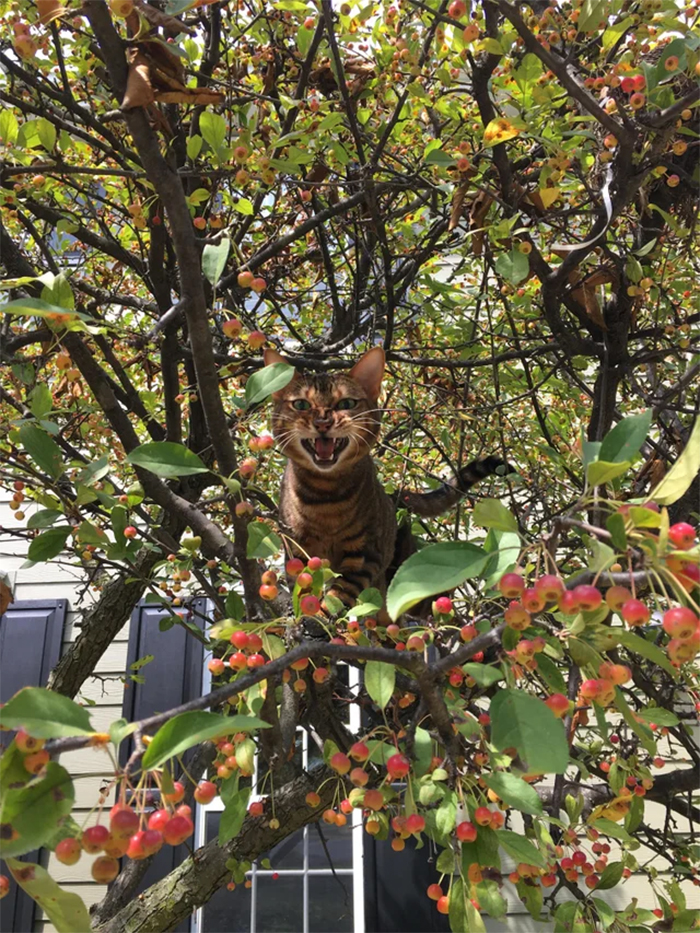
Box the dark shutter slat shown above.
[119,599,207,932]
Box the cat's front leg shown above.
[322,550,383,613]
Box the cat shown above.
[263,346,512,612]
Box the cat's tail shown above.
[397,456,515,519]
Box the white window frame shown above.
[192,662,365,933]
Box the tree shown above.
[1,0,699,930]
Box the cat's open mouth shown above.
[302,437,349,465]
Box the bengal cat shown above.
[264,347,511,612]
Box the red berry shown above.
[663,607,699,640]
[474,806,492,826]
[460,624,477,641]
[55,838,82,865]
[534,574,564,602]
[330,752,351,774]
[558,590,580,614]
[621,598,650,627]
[92,856,120,883]
[456,821,477,842]
[162,815,194,846]
[247,653,265,669]
[427,883,443,901]
[433,596,453,615]
[386,753,410,780]
[499,573,525,598]
[350,741,370,761]
[82,825,110,853]
[249,800,264,817]
[163,781,185,804]
[142,829,164,855]
[110,807,139,839]
[0,875,9,899]
[15,729,44,753]
[123,525,137,539]
[194,781,217,804]
[669,522,696,550]
[286,558,305,576]
[229,630,250,649]
[545,693,570,718]
[606,585,632,611]
[300,594,321,615]
[572,585,602,611]
[208,658,226,676]
[405,813,425,834]
[437,895,449,914]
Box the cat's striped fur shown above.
[264,347,512,611]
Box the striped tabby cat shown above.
[264,347,511,612]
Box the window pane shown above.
[261,828,304,869]
[201,883,252,933]
[255,875,303,932]
[308,876,353,932]
[307,822,353,869]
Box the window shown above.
[193,667,365,933]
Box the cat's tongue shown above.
[314,437,336,461]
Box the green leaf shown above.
[587,459,630,486]
[448,876,468,933]
[26,509,64,530]
[36,118,56,151]
[424,146,454,167]
[472,498,518,533]
[245,363,295,407]
[386,541,488,620]
[602,15,634,49]
[365,661,395,709]
[490,688,568,774]
[202,238,231,286]
[199,111,227,153]
[590,817,634,843]
[534,653,566,694]
[186,134,202,160]
[109,718,137,748]
[516,878,544,921]
[435,788,457,834]
[582,437,602,469]
[233,198,254,215]
[246,522,282,559]
[76,521,109,547]
[599,410,651,463]
[29,384,52,420]
[461,663,503,687]
[126,442,209,478]
[595,860,624,891]
[496,829,546,868]
[483,772,543,816]
[225,592,245,621]
[0,763,75,858]
[351,588,383,618]
[5,859,90,932]
[475,880,507,920]
[613,687,656,754]
[0,297,82,322]
[461,825,501,870]
[19,423,63,479]
[141,711,269,770]
[0,109,19,144]
[0,687,93,738]
[495,248,529,285]
[77,455,110,487]
[605,512,628,551]
[578,0,605,32]
[650,417,700,505]
[592,897,616,930]
[219,786,251,844]
[635,707,679,726]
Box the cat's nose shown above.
[314,412,333,431]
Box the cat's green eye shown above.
[291,399,311,411]
[336,398,358,411]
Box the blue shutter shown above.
[0,599,67,933]
[120,599,207,932]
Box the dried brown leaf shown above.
[449,182,469,232]
[36,0,65,25]
[155,89,224,105]
[120,51,155,110]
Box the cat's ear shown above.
[350,347,385,400]
[263,348,290,367]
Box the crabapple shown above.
[92,856,120,883]
[572,585,602,611]
[330,753,351,775]
[162,815,194,846]
[662,607,699,640]
[55,838,82,865]
[456,821,477,842]
[499,572,525,598]
[669,522,696,550]
[222,318,243,338]
[535,574,564,602]
[545,693,570,718]
[405,814,425,834]
[81,825,110,853]
[621,599,650,627]
[194,781,217,805]
[386,753,410,780]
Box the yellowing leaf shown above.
[537,187,560,209]
[650,418,700,505]
[483,118,520,147]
